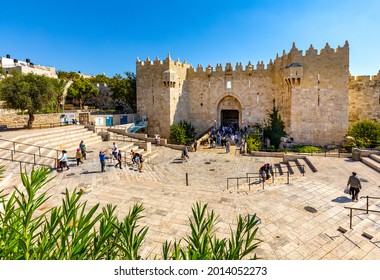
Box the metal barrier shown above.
[344,196,380,229]
[0,138,60,171]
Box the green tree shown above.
[109,72,136,111]
[170,123,187,145]
[263,106,287,149]
[67,76,99,110]
[0,72,60,128]
[347,120,380,147]
[169,121,196,145]
[90,73,110,84]
[56,70,80,80]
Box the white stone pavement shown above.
[1,132,380,259]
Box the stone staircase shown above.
[361,153,380,173]
[340,199,380,245]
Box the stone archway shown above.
[217,95,242,128]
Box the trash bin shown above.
[352,148,361,161]
[104,133,111,141]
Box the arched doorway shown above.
[217,95,242,129]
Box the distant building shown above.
[0,54,57,78]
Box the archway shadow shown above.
[332,196,352,203]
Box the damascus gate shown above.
[136,41,380,146]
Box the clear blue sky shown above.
[1,0,379,77]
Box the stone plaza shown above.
[1,126,379,259]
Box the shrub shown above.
[347,120,380,148]
[246,133,262,153]
[169,121,196,145]
[291,145,323,153]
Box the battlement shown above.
[136,53,189,68]
[137,41,349,78]
[350,71,380,81]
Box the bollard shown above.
[262,178,265,190]
[186,173,189,186]
[303,165,305,176]
[287,172,289,184]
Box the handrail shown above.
[0,122,72,131]
[0,147,57,172]
[0,138,60,153]
[227,176,263,191]
[359,196,380,214]
[344,205,380,229]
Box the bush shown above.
[0,167,261,260]
[347,120,380,148]
[246,133,262,153]
[291,145,323,153]
[169,121,196,145]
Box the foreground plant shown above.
[162,202,261,260]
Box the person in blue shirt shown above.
[99,150,107,172]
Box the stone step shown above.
[9,125,88,142]
[21,130,96,146]
[361,156,380,173]
[369,153,380,164]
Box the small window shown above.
[226,81,232,89]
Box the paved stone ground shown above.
[2,135,380,260]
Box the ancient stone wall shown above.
[136,41,354,145]
[0,113,62,127]
[349,73,380,124]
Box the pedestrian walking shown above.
[226,139,230,153]
[99,150,107,172]
[194,140,198,152]
[347,171,362,201]
[138,155,144,172]
[182,146,189,162]
[115,150,122,169]
[112,142,118,160]
[75,148,83,166]
[58,150,69,171]
[79,140,87,160]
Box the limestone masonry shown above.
[136,41,379,146]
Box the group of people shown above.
[58,140,87,171]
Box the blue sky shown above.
[1,0,379,77]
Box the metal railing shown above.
[260,148,351,158]
[0,138,60,158]
[344,196,380,229]
[110,134,143,143]
[0,122,72,131]
[0,138,60,172]
[0,147,57,172]
[227,176,263,191]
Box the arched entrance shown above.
[217,95,242,129]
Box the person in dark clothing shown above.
[115,150,122,169]
[347,171,362,201]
